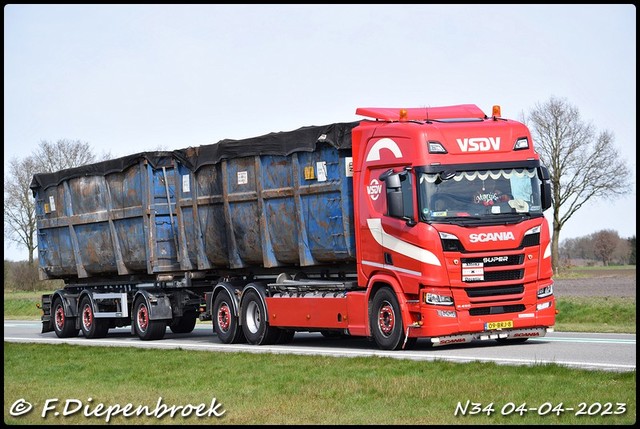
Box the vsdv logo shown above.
[456,137,500,152]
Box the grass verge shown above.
[555,297,636,334]
[3,342,636,425]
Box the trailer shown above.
[33,104,556,350]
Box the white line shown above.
[361,260,421,277]
[4,337,634,372]
[367,218,441,266]
[531,337,635,344]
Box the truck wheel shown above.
[133,298,166,340]
[213,291,245,344]
[241,289,280,345]
[169,312,197,334]
[52,297,79,338]
[370,288,407,351]
[79,296,109,338]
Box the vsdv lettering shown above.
[469,232,515,243]
[456,137,500,152]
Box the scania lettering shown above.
[33,103,555,350]
[469,232,516,243]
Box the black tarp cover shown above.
[30,121,359,194]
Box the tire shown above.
[79,296,109,338]
[370,287,411,351]
[52,297,79,338]
[133,297,166,341]
[169,312,198,334]
[212,291,245,344]
[241,289,280,345]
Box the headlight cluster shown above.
[425,292,454,306]
[537,283,553,298]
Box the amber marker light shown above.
[399,108,408,121]
[492,105,501,117]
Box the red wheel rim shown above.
[82,304,93,330]
[55,306,65,330]
[217,303,231,332]
[377,302,395,336]
[137,304,149,331]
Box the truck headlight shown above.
[537,283,553,298]
[425,292,454,306]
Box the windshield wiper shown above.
[427,216,482,224]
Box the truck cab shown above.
[351,105,555,348]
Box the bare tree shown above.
[526,96,632,273]
[592,230,620,266]
[560,231,633,266]
[4,139,109,263]
[628,236,636,265]
[34,139,103,172]
[4,156,39,263]
[612,237,631,266]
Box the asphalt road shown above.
[4,320,635,373]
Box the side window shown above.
[380,168,416,225]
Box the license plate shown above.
[485,320,513,330]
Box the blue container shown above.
[31,123,358,280]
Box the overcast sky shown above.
[3,4,636,261]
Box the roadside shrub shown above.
[3,260,61,292]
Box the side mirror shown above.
[380,169,401,189]
[380,169,416,225]
[539,166,552,210]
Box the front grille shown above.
[465,285,524,298]
[464,269,524,283]
[461,254,524,267]
[469,304,525,316]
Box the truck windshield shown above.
[418,168,544,222]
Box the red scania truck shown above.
[33,104,555,350]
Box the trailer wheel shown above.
[213,291,245,344]
[52,297,79,338]
[133,298,166,341]
[169,312,198,334]
[79,296,109,338]
[241,289,280,345]
[370,288,406,350]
